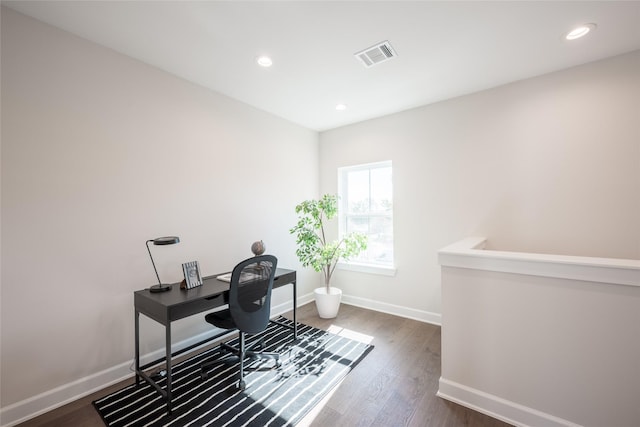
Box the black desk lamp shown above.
[146,236,180,293]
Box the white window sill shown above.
[337,262,397,277]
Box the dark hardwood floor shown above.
[17,303,511,427]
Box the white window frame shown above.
[338,161,396,276]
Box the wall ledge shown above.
[438,237,640,287]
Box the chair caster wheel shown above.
[201,371,208,380]
[238,380,246,390]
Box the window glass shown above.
[339,161,394,269]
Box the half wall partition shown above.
[438,237,640,427]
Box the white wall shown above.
[319,50,640,321]
[0,7,319,417]
[2,5,639,424]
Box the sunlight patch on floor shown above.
[295,322,374,426]
[295,373,346,427]
[327,324,374,344]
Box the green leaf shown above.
[290,194,368,288]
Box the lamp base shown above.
[149,283,172,293]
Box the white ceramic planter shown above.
[314,287,342,319]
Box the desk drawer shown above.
[169,293,226,321]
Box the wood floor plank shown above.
[16,303,512,427]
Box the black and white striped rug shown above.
[93,317,373,427]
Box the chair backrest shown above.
[228,255,278,334]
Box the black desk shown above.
[134,268,297,413]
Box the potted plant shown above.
[290,194,367,318]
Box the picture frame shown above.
[181,261,203,289]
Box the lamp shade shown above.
[151,236,180,246]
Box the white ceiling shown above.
[4,1,640,131]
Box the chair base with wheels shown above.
[200,322,280,390]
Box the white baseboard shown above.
[0,361,133,427]
[341,294,441,326]
[270,292,315,316]
[0,297,314,427]
[437,377,582,427]
[1,295,436,427]
[0,329,220,427]
[275,291,441,326]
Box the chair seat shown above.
[205,310,235,330]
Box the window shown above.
[338,161,395,274]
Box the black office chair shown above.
[201,255,280,390]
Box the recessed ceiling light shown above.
[256,56,273,67]
[335,104,347,111]
[566,23,597,40]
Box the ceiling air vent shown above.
[354,40,396,68]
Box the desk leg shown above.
[293,280,297,339]
[134,310,140,386]
[166,323,172,414]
